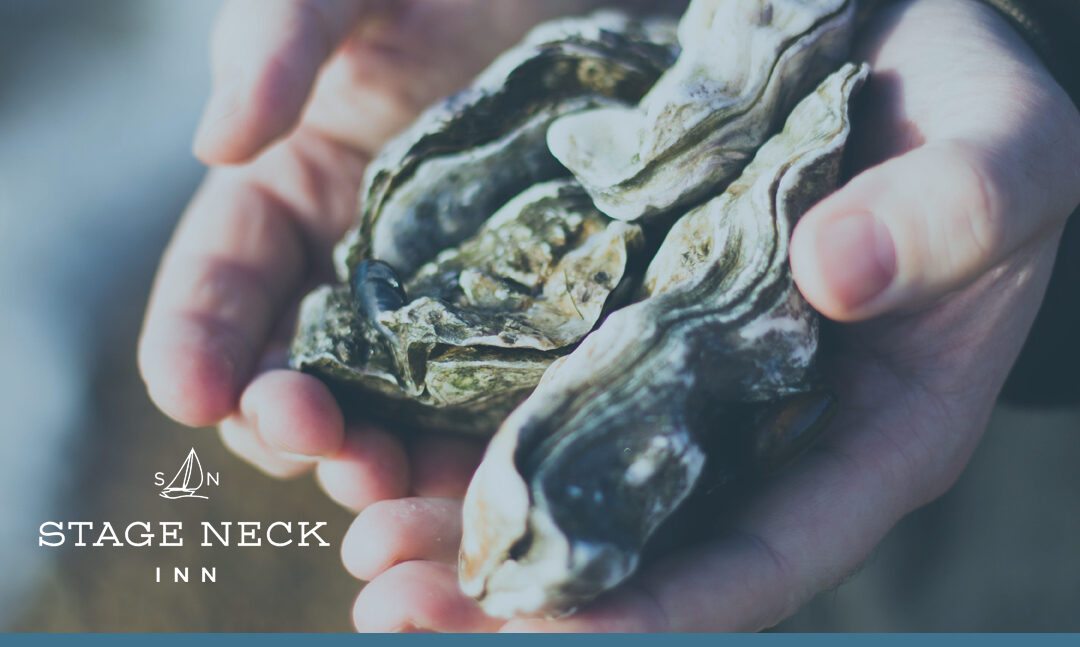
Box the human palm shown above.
[140,0,1080,632]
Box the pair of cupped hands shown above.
[139,0,1080,632]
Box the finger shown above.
[237,369,345,458]
[316,426,410,512]
[353,561,503,633]
[139,130,364,428]
[138,177,305,426]
[194,0,378,164]
[342,498,462,580]
[790,140,1079,322]
[791,0,1080,323]
[408,435,485,498]
[219,416,313,479]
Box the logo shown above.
[38,446,330,586]
[154,447,219,500]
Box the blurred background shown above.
[0,0,1077,633]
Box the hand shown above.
[338,0,1080,631]
[138,0,616,483]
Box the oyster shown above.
[291,13,675,434]
[294,180,644,434]
[335,11,678,279]
[547,0,854,221]
[289,0,866,620]
[459,63,868,618]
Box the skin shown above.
[138,0,1080,633]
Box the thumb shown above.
[790,142,1076,322]
[193,0,378,165]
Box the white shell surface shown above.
[547,0,854,221]
[460,63,868,619]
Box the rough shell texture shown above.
[334,11,678,279]
[288,0,864,619]
[547,0,854,221]
[292,180,643,435]
[459,62,868,619]
[290,11,678,434]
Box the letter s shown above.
[39,521,65,547]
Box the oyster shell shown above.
[289,0,866,620]
[335,11,678,279]
[459,62,868,618]
[547,0,855,221]
[293,180,643,434]
[291,12,676,434]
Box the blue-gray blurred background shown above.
[0,0,1077,632]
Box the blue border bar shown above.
[4,634,1079,642]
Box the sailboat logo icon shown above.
[157,448,217,500]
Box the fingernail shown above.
[815,211,897,308]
